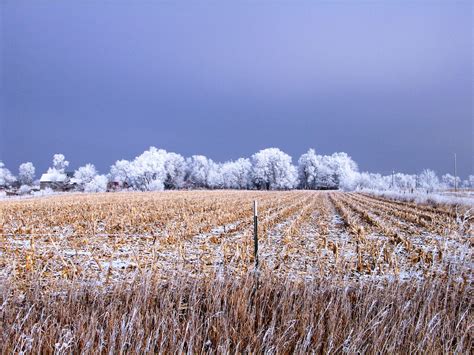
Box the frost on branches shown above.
[52,154,69,172]
[110,147,187,191]
[44,154,70,182]
[84,175,108,193]
[1,146,469,195]
[74,164,98,187]
[185,155,213,188]
[251,148,297,190]
[18,162,36,186]
[164,152,187,189]
[441,174,461,189]
[0,162,16,187]
[419,169,440,193]
[297,149,359,190]
[221,158,251,189]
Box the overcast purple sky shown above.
[0,0,472,177]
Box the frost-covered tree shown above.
[21,146,458,193]
[354,172,422,192]
[251,148,297,190]
[392,173,416,191]
[132,147,167,191]
[109,148,167,191]
[110,150,188,190]
[461,179,470,189]
[297,149,355,190]
[207,162,224,189]
[221,158,251,189]
[74,164,98,190]
[354,172,389,190]
[0,162,16,187]
[298,149,320,189]
[52,154,69,173]
[419,169,440,192]
[441,174,461,189]
[468,175,474,189]
[164,152,187,189]
[84,175,108,193]
[313,156,338,189]
[186,155,213,188]
[18,162,35,186]
[45,154,70,182]
[110,159,133,186]
[327,152,359,190]
[110,149,217,191]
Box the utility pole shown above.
[454,153,457,192]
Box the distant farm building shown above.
[40,172,76,191]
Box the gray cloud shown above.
[0,0,472,177]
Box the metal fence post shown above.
[253,200,259,269]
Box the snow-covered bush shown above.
[18,185,32,195]
[32,187,55,197]
[84,175,108,193]
[145,179,164,191]
[362,189,474,207]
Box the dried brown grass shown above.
[1,191,472,353]
[1,271,471,354]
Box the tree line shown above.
[0,147,472,194]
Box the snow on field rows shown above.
[0,190,472,286]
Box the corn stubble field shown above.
[0,191,472,353]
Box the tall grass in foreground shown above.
[1,272,471,354]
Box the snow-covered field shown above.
[1,190,472,354]
[1,190,472,285]
[360,188,474,207]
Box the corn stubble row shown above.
[0,190,471,287]
[1,190,472,353]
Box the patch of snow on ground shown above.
[360,189,474,207]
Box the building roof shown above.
[40,173,68,183]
